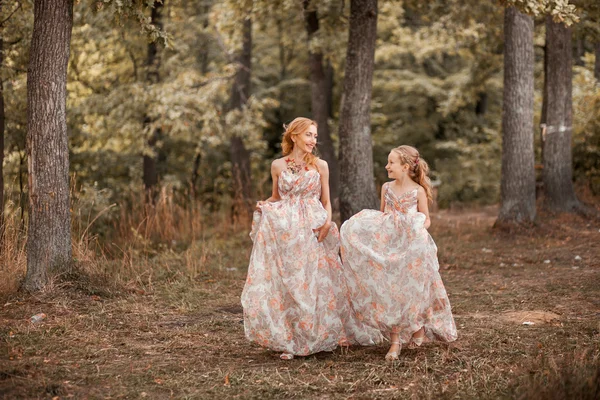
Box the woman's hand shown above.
[314,220,332,243]
[255,200,266,213]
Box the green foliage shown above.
[500,0,579,25]
[371,1,503,205]
[572,58,600,193]
[94,0,170,44]
[1,0,598,228]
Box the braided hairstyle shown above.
[391,145,433,205]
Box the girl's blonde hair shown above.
[391,145,433,205]
[281,117,319,171]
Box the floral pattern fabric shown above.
[242,169,382,356]
[340,182,457,344]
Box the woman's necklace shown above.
[285,157,308,174]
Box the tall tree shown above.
[0,3,5,248]
[496,6,536,224]
[143,2,164,201]
[338,0,379,222]
[229,17,253,219]
[540,41,548,171]
[303,0,340,202]
[541,16,580,212]
[25,0,74,291]
[594,42,600,82]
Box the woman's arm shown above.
[416,186,431,229]
[258,160,282,208]
[316,160,332,242]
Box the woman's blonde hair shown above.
[281,117,319,171]
[391,145,433,205]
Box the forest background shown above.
[1,0,599,238]
[1,0,599,398]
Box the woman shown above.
[241,117,380,360]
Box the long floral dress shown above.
[340,182,457,345]
[241,169,381,356]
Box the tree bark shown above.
[196,3,211,75]
[338,0,379,222]
[25,0,74,291]
[143,3,163,202]
[0,29,5,248]
[475,92,487,116]
[229,17,253,218]
[574,34,584,67]
[595,42,600,82]
[303,0,340,202]
[540,43,548,173]
[325,61,334,118]
[497,7,536,224]
[190,151,201,200]
[541,16,580,212]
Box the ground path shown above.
[2,207,599,398]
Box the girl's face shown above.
[385,151,408,179]
[292,124,318,154]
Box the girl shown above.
[340,145,457,361]
[241,117,380,360]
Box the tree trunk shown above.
[325,61,334,118]
[143,3,163,202]
[338,0,379,222]
[197,3,211,75]
[595,42,600,82]
[25,0,74,291]
[303,0,340,203]
[475,92,487,116]
[0,30,5,248]
[574,34,584,67]
[496,6,536,224]
[190,151,201,200]
[540,43,548,178]
[229,17,253,219]
[541,16,579,212]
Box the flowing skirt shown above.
[340,209,457,344]
[242,199,381,356]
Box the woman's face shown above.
[385,151,408,179]
[292,124,318,154]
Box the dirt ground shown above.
[1,206,599,399]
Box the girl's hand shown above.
[255,200,266,212]
[314,220,331,243]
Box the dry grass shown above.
[1,201,599,399]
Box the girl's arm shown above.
[316,160,332,242]
[416,186,431,229]
[380,183,387,212]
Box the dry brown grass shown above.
[1,200,599,399]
